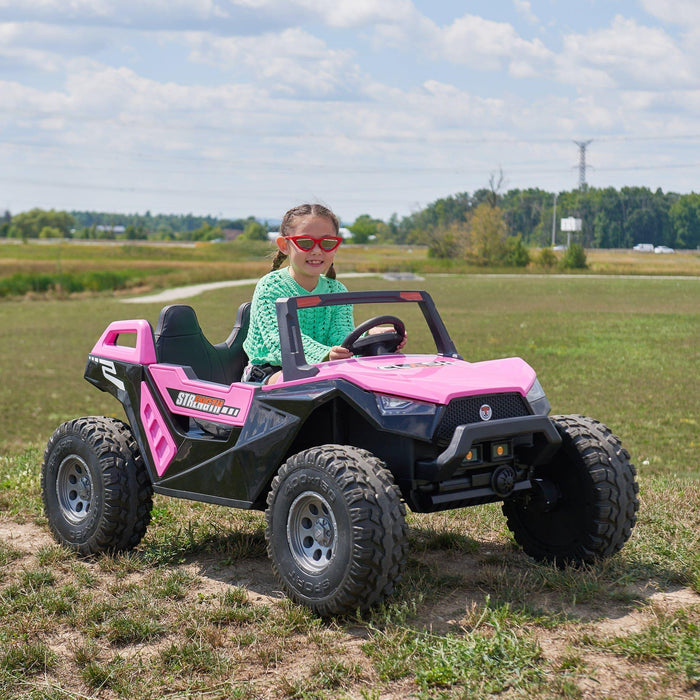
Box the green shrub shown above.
[0,272,51,296]
[0,270,139,297]
[428,233,462,259]
[536,247,558,268]
[427,224,465,260]
[39,226,62,239]
[80,270,131,292]
[502,235,530,267]
[55,273,83,294]
[560,243,587,269]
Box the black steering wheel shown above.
[341,315,406,357]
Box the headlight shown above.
[376,394,437,416]
[525,379,550,415]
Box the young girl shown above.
[242,203,356,385]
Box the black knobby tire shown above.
[41,417,153,555]
[265,444,408,616]
[502,414,639,565]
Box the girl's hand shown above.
[367,325,407,351]
[328,345,353,361]
[396,331,407,351]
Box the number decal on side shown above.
[100,359,125,391]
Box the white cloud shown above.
[291,0,418,29]
[0,21,139,78]
[4,64,258,133]
[640,0,700,26]
[0,0,113,14]
[369,11,552,77]
[180,28,360,97]
[0,0,223,17]
[513,0,539,25]
[0,20,104,54]
[363,8,697,93]
[0,0,418,30]
[4,36,695,161]
[0,79,70,117]
[440,14,549,67]
[556,15,695,88]
[0,1,260,31]
[0,60,514,161]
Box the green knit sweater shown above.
[243,267,355,366]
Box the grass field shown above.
[0,249,699,698]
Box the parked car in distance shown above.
[654,245,675,254]
[633,243,654,252]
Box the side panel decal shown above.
[95,357,125,391]
[149,364,254,426]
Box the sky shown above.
[1,0,700,222]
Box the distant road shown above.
[122,273,382,304]
[122,271,697,305]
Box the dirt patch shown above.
[184,553,284,606]
[0,518,54,554]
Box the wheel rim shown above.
[56,455,93,525]
[287,491,337,575]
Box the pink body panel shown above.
[140,382,178,476]
[148,364,255,426]
[270,355,537,405]
[91,320,157,365]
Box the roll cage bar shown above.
[275,289,462,382]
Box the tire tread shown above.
[502,414,639,564]
[41,416,153,554]
[265,444,408,616]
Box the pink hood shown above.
[278,354,537,405]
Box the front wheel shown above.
[502,414,639,565]
[41,417,153,555]
[265,445,408,616]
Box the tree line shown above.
[2,185,699,253]
[0,209,269,242]
[377,186,700,251]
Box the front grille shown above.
[435,392,530,447]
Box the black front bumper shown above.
[416,414,562,482]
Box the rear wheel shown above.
[41,417,153,554]
[265,445,408,616]
[502,414,639,565]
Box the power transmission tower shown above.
[573,139,593,190]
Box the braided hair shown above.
[271,203,340,279]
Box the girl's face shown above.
[277,215,340,291]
